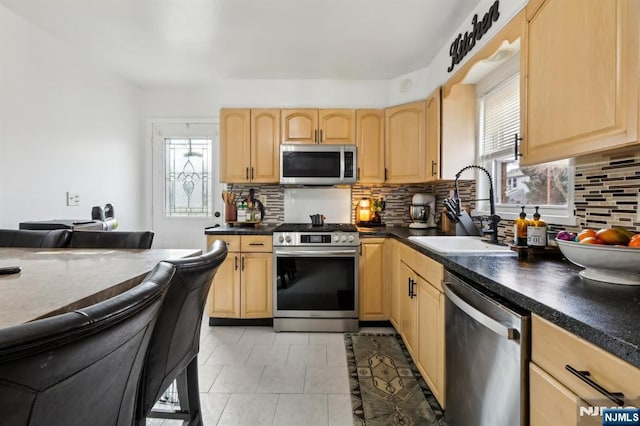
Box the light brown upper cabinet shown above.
[425,89,441,182]
[281,109,356,144]
[440,85,476,180]
[520,0,639,165]
[356,110,385,183]
[385,101,427,183]
[220,108,280,183]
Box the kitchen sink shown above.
[407,236,515,255]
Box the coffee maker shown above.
[409,193,437,228]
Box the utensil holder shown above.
[224,203,237,222]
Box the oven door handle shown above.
[274,249,357,256]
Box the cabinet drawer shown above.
[241,235,273,252]
[207,235,240,252]
[399,242,416,269]
[532,315,640,404]
[414,251,444,292]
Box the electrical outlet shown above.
[259,195,267,207]
[66,192,80,206]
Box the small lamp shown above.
[356,198,372,224]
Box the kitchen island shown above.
[0,247,200,328]
[205,224,640,368]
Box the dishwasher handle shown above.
[444,283,520,340]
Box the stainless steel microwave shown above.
[280,144,357,185]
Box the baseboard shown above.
[208,317,273,326]
[358,320,393,328]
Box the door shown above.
[417,277,445,406]
[241,252,273,318]
[385,101,426,183]
[220,109,251,182]
[400,262,418,355]
[151,122,223,249]
[356,110,385,183]
[281,109,318,143]
[250,109,280,183]
[208,254,241,318]
[425,89,441,182]
[359,238,388,320]
[319,109,356,144]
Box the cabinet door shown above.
[250,109,280,183]
[359,238,388,320]
[389,240,402,329]
[385,101,427,183]
[522,0,639,165]
[281,109,318,143]
[220,109,251,183]
[356,110,385,183]
[399,262,418,355]
[425,89,441,182]
[417,278,445,407]
[208,254,241,318]
[241,252,273,318]
[319,109,356,144]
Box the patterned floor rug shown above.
[345,333,446,426]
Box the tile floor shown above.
[149,323,394,425]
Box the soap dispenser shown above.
[513,206,529,246]
[527,206,547,247]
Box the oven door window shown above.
[276,256,355,311]
[281,151,341,178]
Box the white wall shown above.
[387,0,527,105]
[142,79,389,118]
[0,6,144,230]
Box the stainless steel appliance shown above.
[280,144,356,185]
[409,193,437,228]
[444,271,530,426]
[273,223,359,332]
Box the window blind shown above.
[481,74,520,156]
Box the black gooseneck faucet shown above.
[454,165,501,244]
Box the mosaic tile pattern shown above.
[224,151,639,237]
[224,184,284,223]
[351,181,476,226]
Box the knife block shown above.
[440,208,456,235]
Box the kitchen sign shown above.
[448,0,501,73]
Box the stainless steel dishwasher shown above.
[444,271,530,426]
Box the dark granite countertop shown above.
[203,224,640,368]
[204,224,279,235]
[363,226,640,369]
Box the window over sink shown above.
[475,64,575,225]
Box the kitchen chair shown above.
[0,228,71,248]
[68,230,154,249]
[0,261,176,426]
[136,240,228,426]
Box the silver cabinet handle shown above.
[444,283,519,340]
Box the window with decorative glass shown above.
[164,138,211,217]
[476,72,574,224]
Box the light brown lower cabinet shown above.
[359,238,390,320]
[393,241,446,407]
[530,314,640,425]
[206,235,272,319]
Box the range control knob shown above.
[333,235,340,242]
[340,235,347,242]
[347,235,355,242]
[278,235,285,243]
[285,235,292,243]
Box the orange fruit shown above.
[628,238,640,248]
[630,233,640,242]
[576,229,597,242]
[596,228,630,245]
[579,236,605,245]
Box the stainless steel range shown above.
[272,223,359,332]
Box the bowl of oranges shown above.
[556,227,640,285]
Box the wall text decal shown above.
[448,0,501,73]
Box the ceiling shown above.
[1,0,482,89]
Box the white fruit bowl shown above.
[556,239,640,285]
